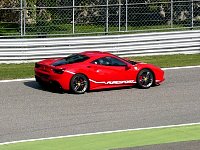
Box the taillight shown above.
[53,68,65,74]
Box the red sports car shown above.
[34,51,164,94]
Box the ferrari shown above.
[34,51,164,94]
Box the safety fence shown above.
[0,0,200,37]
[0,30,199,63]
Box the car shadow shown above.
[23,81,66,94]
[24,81,145,94]
[88,85,138,94]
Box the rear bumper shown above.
[35,75,62,88]
[34,68,73,91]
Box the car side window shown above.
[92,57,126,66]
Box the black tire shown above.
[137,69,154,89]
[70,74,89,94]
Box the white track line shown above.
[162,65,200,70]
[0,65,200,83]
[0,122,200,146]
[0,78,34,83]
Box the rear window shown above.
[52,54,89,66]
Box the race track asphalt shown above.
[0,67,200,143]
[114,140,200,150]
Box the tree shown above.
[0,0,20,23]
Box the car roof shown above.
[80,51,114,59]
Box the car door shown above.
[88,56,136,86]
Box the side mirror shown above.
[125,64,132,70]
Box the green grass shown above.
[22,24,188,37]
[0,124,200,150]
[0,54,200,80]
[1,21,200,37]
[0,23,20,36]
[0,63,35,80]
[128,54,200,68]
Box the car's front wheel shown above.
[137,69,154,89]
[70,74,89,94]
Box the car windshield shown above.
[52,54,89,66]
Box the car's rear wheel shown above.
[137,69,154,89]
[70,74,89,94]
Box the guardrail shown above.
[0,30,200,64]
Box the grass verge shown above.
[128,54,200,68]
[0,63,35,80]
[0,124,200,150]
[0,54,200,80]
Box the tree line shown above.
[0,0,200,30]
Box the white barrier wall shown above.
[0,30,200,63]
